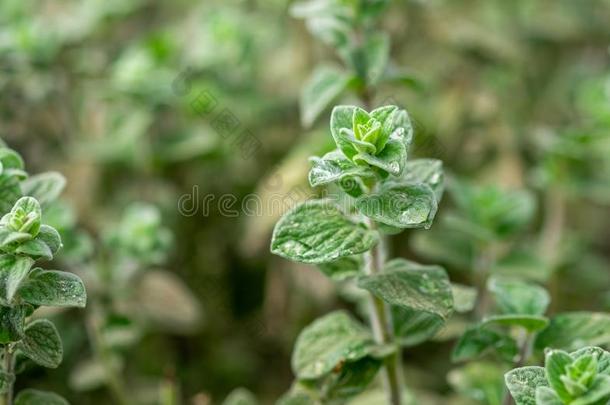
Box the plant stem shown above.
[364,218,403,405]
[474,243,496,319]
[3,344,15,405]
[85,303,131,405]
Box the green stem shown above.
[3,344,15,405]
[85,304,131,405]
[364,218,403,405]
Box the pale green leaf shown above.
[330,106,359,159]
[545,349,574,402]
[18,268,86,308]
[504,366,548,405]
[352,137,407,175]
[291,310,374,380]
[481,315,549,332]
[308,150,374,188]
[271,200,378,264]
[571,375,610,405]
[21,172,66,208]
[571,347,610,376]
[0,254,34,303]
[535,387,563,405]
[535,312,610,351]
[363,33,389,85]
[358,259,453,320]
[387,159,444,201]
[355,184,438,229]
[488,276,550,316]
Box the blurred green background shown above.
[1,0,610,403]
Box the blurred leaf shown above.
[487,277,550,316]
[448,362,505,405]
[481,315,549,333]
[452,326,517,363]
[21,172,66,209]
[301,65,350,127]
[222,387,258,405]
[318,255,363,281]
[14,389,68,405]
[535,313,610,352]
[452,284,477,313]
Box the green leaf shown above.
[452,326,518,362]
[16,319,63,368]
[21,172,66,208]
[571,375,610,405]
[35,225,62,255]
[276,389,316,405]
[535,387,563,405]
[452,284,477,313]
[0,305,27,343]
[222,387,258,405]
[2,197,42,237]
[358,259,453,320]
[352,137,407,175]
[300,66,350,127]
[481,315,549,333]
[448,362,505,405]
[355,184,438,229]
[504,366,548,405]
[322,356,381,401]
[291,310,375,380]
[308,150,374,189]
[571,347,610,376]
[317,255,362,281]
[392,307,445,347]
[331,106,359,159]
[487,276,550,316]
[0,255,34,303]
[14,389,69,405]
[270,200,378,264]
[15,239,53,261]
[362,33,390,85]
[387,159,444,201]
[535,312,610,351]
[545,349,574,402]
[18,268,87,308]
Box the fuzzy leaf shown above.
[300,66,350,127]
[271,200,378,264]
[16,319,63,368]
[356,184,438,229]
[21,172,66,208]
[322,356,381,401]
[222,388,258,405]
[318,255,362,281]
[392,307,445,347]
[452,326,518,362]
[358,259,453,320]
[504,366,548,405]
[331,106,359,159]
[545,349,574,402]
[308,150,374,188]
[571,375,610,405]
[18,269,86,308]
[535,387,563,405]
[0,305,27,343]
[352,137,407,175]
[0,255,33,303]
[291,310,375,380]
[387,159,444,201]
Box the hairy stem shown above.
[3,344,15,405]
[364,218,403,405]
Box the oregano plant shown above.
[0,141,86,405]
[270,104,453,405]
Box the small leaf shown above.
[291,310,375,380]
[16,319,63,368]
[3,197,41,237]
[358,259,453,320]
[545,349,573,402]
[571,347,610,376]
[535,387,563,405]
[300,66,350,127]
[353,137,407,175]
[387,159,444,201]
[271,200,378,264]
[356,184,438,229]
[36,225,62,255]
[535,312,610,351]
[571,375,610,405]
[14,389,69,405]
[0,370,14,395]
[0,254,34,303]
[308,150,374,188]
[0,305,27,343]
[15,239,53,261]
[452,326,518,362]
[452,284,477,313]
[481,314,549,332]
[18,269,87,308]
[330,106,359,159]
[322,356,381,401]
[488,276,550,316]
[504,366,548,405]
[21,172,66,208]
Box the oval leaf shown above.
[18,269,86,308]
[16,319,63,368]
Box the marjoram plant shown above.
[0,141,87,405]
[270,104,454,405]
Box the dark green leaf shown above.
[488,277,550,316]
[308,150,374,188]
[16,319,63,368]
[0,254,34,303]
[18,268,87,308]
[318,255,362,281]
[392,307,445,347]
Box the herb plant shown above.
[0,141,86,405]
[269,102,453,404]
